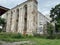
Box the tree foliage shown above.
[50,4,60,22]
[47,22,54,39]
[50,4,60,32]
[0,17,6,32]
[47,23,54,35]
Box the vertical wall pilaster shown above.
[27,0,38,35]
[18,7,25,34]
[11,10,17,32]
[6,12,11,32]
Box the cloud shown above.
[0,0,26,8]
[38,0,60,15]
[0,0,60,15]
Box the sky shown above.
[0,0,60,16]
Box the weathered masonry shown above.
[1,0,38,35]
[1,0,51,35]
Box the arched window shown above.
[10,11,13,31]
[24,5,27,18]
[16,8,19,32]
[24,5,27,34]
[17,9,19,22]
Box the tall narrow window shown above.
[16,9,19,32]
[10,11,13,32]
[24,5,27,34]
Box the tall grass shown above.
[0,32,25,42]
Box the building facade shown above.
[1,0,38,35]
[1,0,50,35]
[37,12,50,34]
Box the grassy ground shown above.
[28,37,60,45]
[11,37,60,45]
[0,32,60,45]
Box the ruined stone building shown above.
[1,0,50,35]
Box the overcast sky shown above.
[0,0,60,15]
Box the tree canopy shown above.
[50,4,60,32]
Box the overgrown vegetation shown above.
[50,4,60,32]
[0,32,26,42]
[47,22,54,39]
[0,33,60,45]
[0,17,6,32]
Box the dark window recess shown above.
[24,5,27,34]
[16,9,19,32]
[10,11,13,29]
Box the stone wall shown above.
[37,12,50,34]
[1,0,38,35]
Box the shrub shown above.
[0,29,2,32]
[33,33,47,39]
[53,33,60,39]
[0,32,25,42]
[11,33,24,39]
[25,34,33,38]
[46,22,54,39]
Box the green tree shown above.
[0,17,6,32]
[50,4,60,32]
[47,22,54,39]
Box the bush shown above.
[24,34,33,38]
[46,22,54,39]
[14,33,24,38]
[0,29,2,32]
[33,33,47,39]
[53,33,60,39]
[46,33,60,39]
[0,32,25,42]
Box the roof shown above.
[0,6,10,10]
[38,11,51,21]
[0,6,10,15]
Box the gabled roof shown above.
[38,11,51,21]
[0,6,10,15]
[0,6,10,10]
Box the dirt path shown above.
[0,41,34,45]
